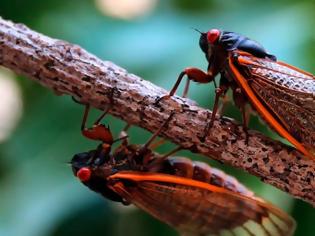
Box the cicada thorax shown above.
[231,53,315,154]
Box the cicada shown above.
[71,105,296,236]
[167,29,315,159]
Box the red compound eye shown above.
[207,29,221,44]
[77,167,91,182]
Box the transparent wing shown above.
[236,54,315,151]
[109,172,296,236]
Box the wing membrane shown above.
[236,54,315,152]
[108,172,295,236]
[251,76,314,148]
[228,54,314,158]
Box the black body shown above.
[199,31,277,61]
[71,144,158,203]
[71,150,123,202]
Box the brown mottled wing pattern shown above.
[109,172,295,236]
[237,55,315,151]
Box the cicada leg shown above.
[155,67,215,105]
[218,92,231,116]
[80,104,114,144]
[139,112,175,154]
[182,78,190,98]
[201,86,228,141]
[146,146,182,171]
[170,67,215,97]
[139,112,183,167]
[201,74,230,141]
[81,104,111,131]
[149,138,167,150]
[233,87,250,144]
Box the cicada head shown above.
[199,29,222,61]
[71,145,123,202]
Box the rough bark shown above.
[0,17,314,206]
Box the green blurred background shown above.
[0,0,314,235]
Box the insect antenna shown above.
[191,27,203,34]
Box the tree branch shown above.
[0,17,314,206]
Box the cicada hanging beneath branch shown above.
[166,29,315,159]
[70,105,296,236]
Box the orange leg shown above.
[169,67,215,97]
[162,67,225,142]
[154,67,215,106]
[81,104,113,144]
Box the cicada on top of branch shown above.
[166,29,315,159]
[70,105,295,236]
